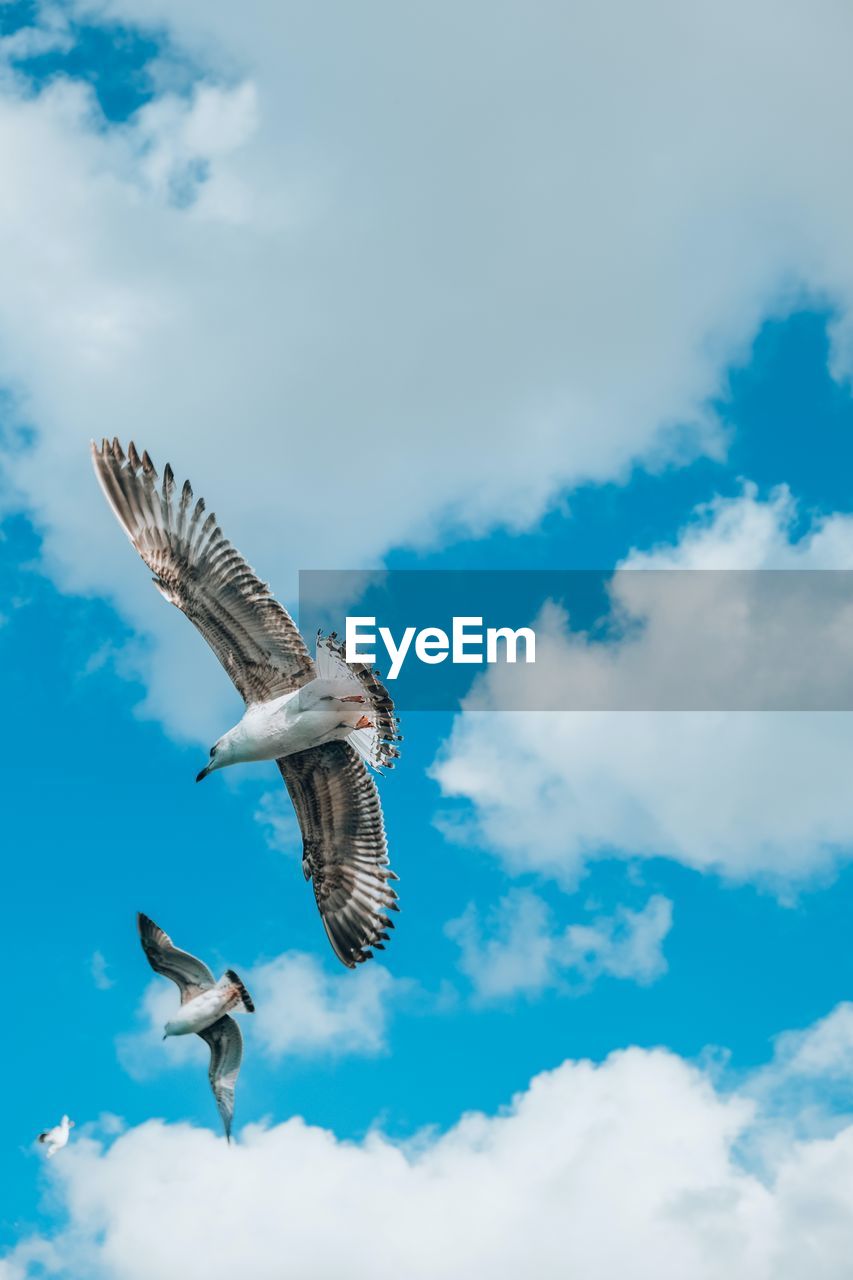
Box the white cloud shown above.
[433,487,853,887]
[447,890,672,1001]
[89,949,114,991]
[117,951,403,1079]
[116,980,203,1078]
[9,1010,853,1278]
[747,1003,853,1144]
[253,789,301,857]
[0,6,70,60]
[249,951,401,1059]
[0,1238,59,1280]
[769,1004,853,1085]
[3,2,853,733]
[560,894,672,983]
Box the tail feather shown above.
[315,632,402,772]
[225,969,255,1013]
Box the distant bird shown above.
[92,439,401,968]
[138,913,253,1142]
[37,1115,73,1157]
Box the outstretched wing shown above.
[137,913,215,1003]
[278,742,400,968]
[198,1015,242,1142]
[91,439,315,705]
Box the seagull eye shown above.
[209,746,216,757]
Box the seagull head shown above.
[196,737,230,783]
[62,1116,74,1129]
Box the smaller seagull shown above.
[137,913,254,1142]
[37,1115,74,1158]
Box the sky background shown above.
[4,3,853,1277]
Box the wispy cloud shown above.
[116,950,407,1080]
[116,981,202,1080]
[254,791,301,858]
[89,950,115,991]
[746,1002,853,1144]
[446,890,672,1002]
[250,951,404,1060]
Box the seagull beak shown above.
[196,765,210,783]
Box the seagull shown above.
[138,912,253,1142]
[37,1115,74,1157]
[92,439,401,968]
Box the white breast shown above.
[233,687,358,762]
[169,987,232,1035]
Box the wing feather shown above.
[278,742,399,968]
[137,912,215,1003]
[315,632,402,772]
[91,439,315,704]
[198,1015,242,1142]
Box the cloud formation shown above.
[89,950,114,991]
[249,950,401,1060]
[4,1,853,734]
[116,950,402,1079]
[8,1006,853,1279]
[447,890,672,1001]
[434,488,853,887]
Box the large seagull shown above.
[92,439,401,968]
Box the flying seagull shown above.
[92,439,401,968]
[37,1115,73,1157]
[138,912,253,1142]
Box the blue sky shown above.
[4,307,853,1247]
[4,3,853,1277]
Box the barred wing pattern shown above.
[92,438,315,705]
[278,742,399,968]
[316,632,402,773]
[198,1015,243,1143]
[137,912,215,1004]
